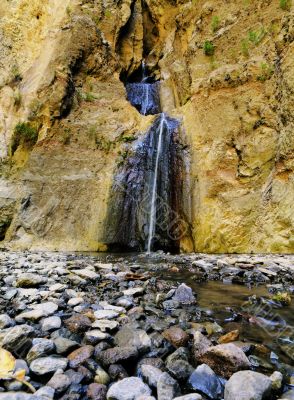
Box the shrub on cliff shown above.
[280,0,292,10]
[203,41,215,56]
[11,122,38,155]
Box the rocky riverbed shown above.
[0,251,293,400]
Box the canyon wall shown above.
[0,0,293,253]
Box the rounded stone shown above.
[30,356,68,376]
[224,370,272,400]
[106,377,151,400]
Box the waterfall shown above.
[104,62,187,253]
[147,113,166,253]
[125,62,160,116]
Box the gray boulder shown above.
[224,370,272,400]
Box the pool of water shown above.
[79,252,294,370]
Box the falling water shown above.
[104,62,187,253]
[147,113,166,253]
[125,62,160,116]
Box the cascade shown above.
[125,62,160,116]
[147,113,166,253]
[104,63,185,253]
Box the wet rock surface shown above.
[0,251,293,399]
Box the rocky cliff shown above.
[0,0,293,253]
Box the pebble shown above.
[41,316,61,331]
[64,314,92,333]
[106,377,151,400]
[85,330,110,345]
[47,373,71,394]
[188,364,223,399]
[141,364,163,387]
[53,337,79,355]
[0,251,292,399]
[97,346,138,366]
[67,345,94,368]
[172,283,196,304]
[162,327,189,348]
[71,269,99,280]
[199,343,251,378]
[30,356,68,375]
[87,383,107,400]
[0,314,14,329]
[94,310,119,320]
[157,372,181,400]
[16,273,47,288]
[224,370,272,400]
[26,339,55,364]
[3,324,34,350]
[114,326,151,353]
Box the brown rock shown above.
[199,343,251,378]
[64,314,92,333]
[218,330,239,344]
[87,383,107,400]
[162,327,189,348]
[97,346,139,366]
[68,345,94,368]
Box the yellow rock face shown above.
[0,0,293,253]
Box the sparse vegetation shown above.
[77,91,97,102]
[29,99,42,119]
[14,123,38,143]
[248,27,266,45]
[257,62,274,82]
[11,122,39,154]
[13,91,22,108]
[66,6,72,16]
[280,0,292,10]
[241,39,250,57]
[84,92,96,102]
[211,16,220,33]
[87,126,113,152]
[203,41,215,56]
[60,128,71,145]
[117,150,129,167]
[11,65,22,82]
[96,137,113,152]
[105,9,112,18]
[120,135,136,143]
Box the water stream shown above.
[105,63,185,252]
[147,113,166,253]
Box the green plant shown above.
[11,65,22,82]
[14,123,38,143]
[105,9,112,18]
[257,62,274,82]
[84,92,96,102]
[28,99,42,119]
[120,135,136,143]
[211,16,220,33]
[241,39,250,57]
[11,122,38,154]
[77,91,97,102]
[203,41,215,56]
[248,27,266,45]
[280,0,292,10]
